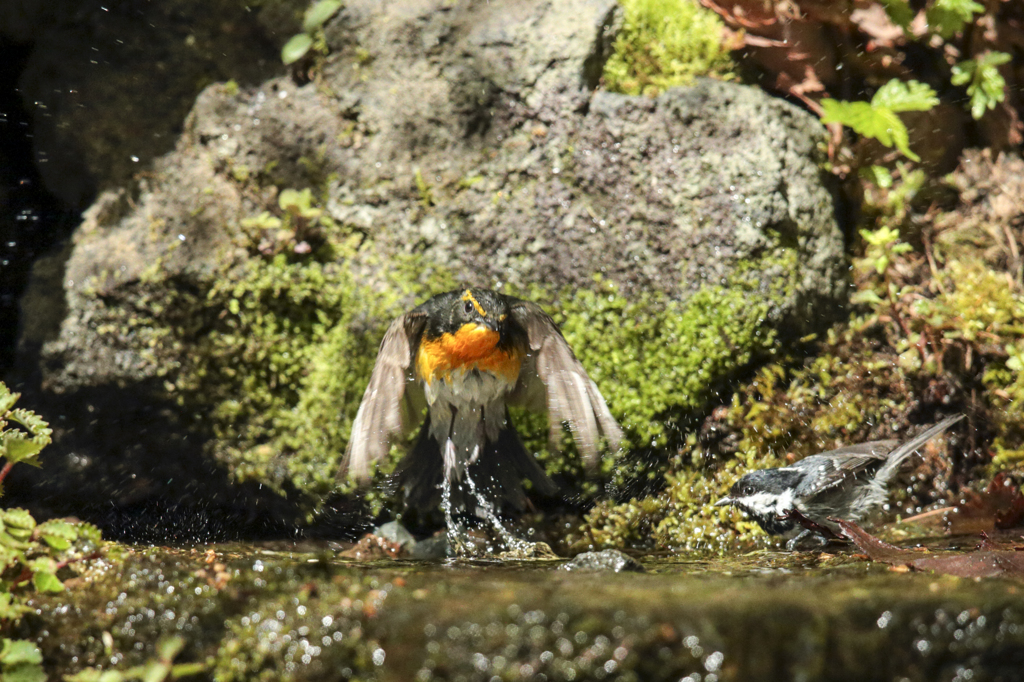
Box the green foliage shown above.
[951,52,1012,120]
[64,636,204,682]
[1,638,45,682]
[926,0,984,38]
[603,0,733,96]
[821,80,939,162]
[414,169,435,207]
[0,383,52,476]
[879,0,914,29]
[0,383,103,682]
[857,225,914,278]
[302,0,343,33]
[281,34,314,65]
[281,0,343,65]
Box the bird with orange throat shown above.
[341,288,622,518]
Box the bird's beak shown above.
[714,497,734,507]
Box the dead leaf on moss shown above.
[834,518,1024,578]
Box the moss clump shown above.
[603,0,734,96]
[556,270,788,449]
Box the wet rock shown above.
[498,541,560,560]
[374,521,417,550]
[561,549,645,572]
[408,532,451,561]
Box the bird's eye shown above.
[464,300,474,315]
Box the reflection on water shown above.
[18,540,1024,682]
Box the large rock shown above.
[10,0,844,533]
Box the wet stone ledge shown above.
[9,544,1024,681]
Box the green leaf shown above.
[303,0,343,33]
[821,80,937,162]
[8,408,53,443]
[32,570,64,593]
[142,660,172,682]
[156,636,185,663]
[281,33,314,65]
[0,529,32,552]
[0,593,31,618]
[0,384,19,416]
[1,432,45,464]
[878,0,914,28]
[871,79,939,113]
[952,52,1011,119]
[0,639,43,666]
[63,669,128,682]
[3,662,48,682]
[73,522,103,546]
[860,165,894,188]
[0,508,36,534]
[278,188,321,219]
[37,519,78,551]
[926,0,984,38]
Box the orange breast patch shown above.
[416,323,523,384]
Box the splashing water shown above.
[440,440,531,556]
[463,466,532,554]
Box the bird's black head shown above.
[728,468,803,498]
[417,288,521,346]
[716,467,804,535]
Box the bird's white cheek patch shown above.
[739,491,796,518]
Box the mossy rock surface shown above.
[10,0,842,536]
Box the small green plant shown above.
[821,79,939,162]
[0,382,102,682]
[603,0,733,96]
[951,51,1012,120]
[414,169,434,207]
[926,0,984,38]
[64,636,204,682]
[858,225,914,277]
[281,0,343,65]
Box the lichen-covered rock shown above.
[12,0,844,532]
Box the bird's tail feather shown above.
[397,412,558,513]
[877,414,964,482]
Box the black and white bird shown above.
[716,415,964,549]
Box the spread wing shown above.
[791,440,898,497]
[508,300,622,465]
[341,312,428,481]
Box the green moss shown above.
[603,0,734,97]
[557,254,795,450]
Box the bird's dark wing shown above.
[808,440,900,480]
[507,300,622,464]
[341,312,428,481]
[789,440,898,497]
